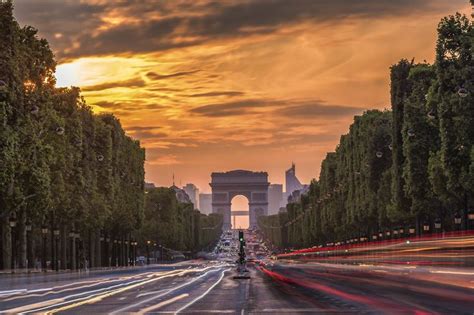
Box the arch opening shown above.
[231,195,249,229]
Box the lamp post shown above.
[100,233,104,267]
[53,228,60,271]
[69,230,75,270]
[113,240,118,267]
[25,219,33,269]
[454,213,462,231]
[146,241,151,265]
[75,232,80,270]
[422,222,430,234]
[124,240,129,266]
[399,228,404,237]
[9,213,17,271]
[434,219,442,233]
[468,210,474,230]
[41,225,49,271]
[105,236,110,267]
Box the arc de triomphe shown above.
[210,170,269,230]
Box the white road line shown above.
[2,270,183,314]
[109,267,221,315]
[135,293,189,314]
[175,268,230,314]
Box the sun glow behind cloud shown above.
[16,0,470,192]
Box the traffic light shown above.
[239,231,244,242]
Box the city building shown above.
[144,182,156,191]
[268,184,283,215]
[183,183,199,209]
[284,163,308,205]
[170,185,191,203]
[198,193,212,215]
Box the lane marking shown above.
[175,268,230,314]
[109,267,222,314]
[0,298,65,313]
[136,289,167,298]
[4,270,184,314]
[134,293,189,314]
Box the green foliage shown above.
[140,188,222,252]
[0,2,145,240]
[259,9,474,248]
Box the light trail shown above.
[109,266,225,314]
[175,268,230,314]
[1,270,185,314]
[134,293,189,314]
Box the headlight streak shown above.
[1,270,184,314]
[133,293,189,314]
[109,266,226,314]
[174,268,231,314]
[1,275,148,302]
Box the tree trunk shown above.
[1,216,12,270]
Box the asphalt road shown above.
[1,237,473,314]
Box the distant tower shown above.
[284,163,305,206]
[285,163,303,195]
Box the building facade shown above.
[268,184,283,215]
[198,193,212,215]
[183,183,199,209]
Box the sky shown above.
[13,0,471,195]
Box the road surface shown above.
[0,236,473,314]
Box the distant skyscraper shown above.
[268,184,283,215]
[183,183,199,209]
[284,163,307,205]
[199,193,212,214]
[286,163,304,194]
[170,185,191,203]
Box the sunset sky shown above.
[13,0,471,193]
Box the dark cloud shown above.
[146,70,199,81]
[126,126,162,132]
[188,91,244,98]
[83,78,145,91]
[128,131,168,140]
[14,0,464,59]
[190,99,274,117]
[189,98,363,118]
[276,102,364,118]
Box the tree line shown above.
[0,1,221,271]
[259,11,474,249]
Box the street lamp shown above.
[393,229,399,238]
[25,219,32,269]
[146,240,151,265]
[399,228,404,236]
[69,230,75,270]
[41,225,49,271]
[422,222,430,233]
[409,226,416,235]
[9,213,17,271]
[53,228,60,271]
[454,212,462,230]
[468,210,474,230]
